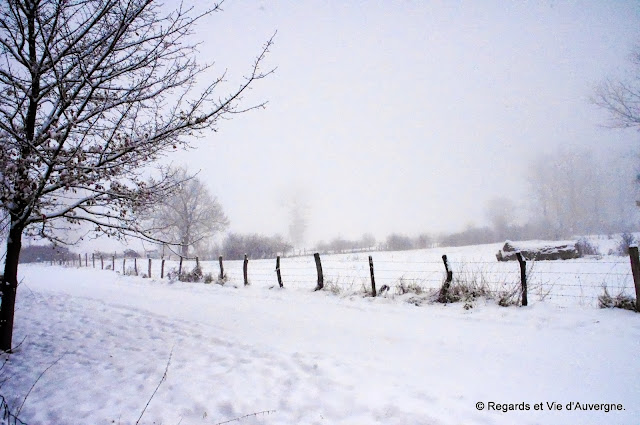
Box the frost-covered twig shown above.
[16,353,66,417]
[0,394,28,425]
[215,409,277,425]
[135,347,173,425]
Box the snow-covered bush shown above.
[179,265,204,283]
[598,285,636,311]
[435,265,521,307]
[395,277,425,296]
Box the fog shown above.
[95,1,640,250]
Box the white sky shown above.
[158,0,640,247]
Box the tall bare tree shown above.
[0,0,273,351]
[594,48,640,129]
[145,166,229,258]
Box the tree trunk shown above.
[1,222,23,352]
[181,239,189,258]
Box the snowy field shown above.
[2,238,640,424]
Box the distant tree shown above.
[222,233,291,260]
[144,167,229,258]
[123,249,140,258]
[0,0,273,351]
[438,226,495,247]
[287,194,309,249]
[19,244,72,263]
[485,197,516,239]
[414,233,432,249]
[385,234,413,251]
[360,233,376,250]
[526,149,635,238]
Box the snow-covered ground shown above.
[2,239,640,424]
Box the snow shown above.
[2,240,640,425]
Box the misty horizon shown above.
[9,0,640,254]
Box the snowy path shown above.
[3,264,640,424]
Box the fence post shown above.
[243,254,249,286]
[314,253,324,291]
[78,253,82,267]
[122,257,126,274]
[196,256,200,270]
[161,259,165,279]
[178,256,183,276]
[438,254,453,302]
[276,256,283,288]
[369,255,376,297]
[628,246,640,312]
[218,256,224,280]
[134,257,138,275]
[85,253,88,267]
[92,253,95,268]
[101,256,104,270]
[112,255,115,271]
[148,258,152,278]
[516,252,528,307]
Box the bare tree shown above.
[0,0,273,351]
[145,166,229,258]
[594,48,640,129]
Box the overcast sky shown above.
[158,0,640,247]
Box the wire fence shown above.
[48,250,640,308]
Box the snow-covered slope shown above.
[3,252,640,425]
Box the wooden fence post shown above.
[85,253,88,267]
[112,255,115,271]
[314,253,324,291]
[122,257,126,274]
[148,258,152,278]
[276,256,283,288]
[134,257,138,275]
[161,259,165,279]
[92,253,95,268]
[101,256,104,270]
[178,256,183,276]
[438,254,453,302]
[628,246,640,312]
[369,255,376,297]
[196,256,200,270]
[218,256,224,280]
[516,252,528,307]
[78,253,82,267]
[243,254,249,286]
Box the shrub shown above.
[177,265,203,282]
[216,272,228,285]
[575,237,600,257]
[436,272,492,304]
[434,265,520,307]
[598,285,637,311]
[497,284,521,307]
[166,268,179,282]
[123,266,138,276]
[324,281,342,295]
[615,232,636,256]
[395,277,425,295]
